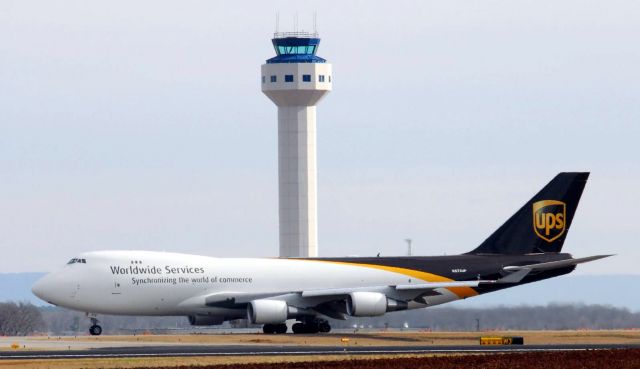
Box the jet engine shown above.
[346,292,407,317]
[188,314,224,326]
[247,299,305,324]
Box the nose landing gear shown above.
[89,324,102,336]
[87,314,102,336]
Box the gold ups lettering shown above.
[533,200,566,243]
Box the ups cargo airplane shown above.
[32,173,610,335]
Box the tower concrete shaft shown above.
[261,33,332,258]
[278,105,318,257]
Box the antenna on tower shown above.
[275,12,280,34]
[405,239,413,256]
[313,11,317,34]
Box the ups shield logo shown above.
[533,200,566,243]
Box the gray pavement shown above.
[1,343,639,360]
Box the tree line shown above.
[1,302,639,335]
[334,303,640,331]
[0,302,44,335]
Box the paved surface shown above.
[0,337,188,350]
[1,344,639,360]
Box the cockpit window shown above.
[67,258,87,265]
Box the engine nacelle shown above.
[247,299,289,324]
[347,292,407,317]
[188,314,224,326]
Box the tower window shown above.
[277,45,316,55]
[302,74,311,82]
[285,75,294,82]
[270,75,277,83]
[318,75,325,82]
[328,76,331,82]
[262,76,265,84]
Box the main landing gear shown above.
[263,323,288,334]
[292,319,331,334]
[262,319,331,334]
[88,314,102,336]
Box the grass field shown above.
[1,330,639,369]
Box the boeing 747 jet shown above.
[32,172,610,335]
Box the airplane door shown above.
[111,280,122,296]
[70,283,80,300]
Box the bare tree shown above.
[33,303,640,335]
[0,302,45,335]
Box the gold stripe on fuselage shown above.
[299,259,478,299]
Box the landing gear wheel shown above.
[263,324,275,334]
[319,322,331,333]
[292,320,329,334]
[292,322,305,334]
[263,323,287,334]
[87,314,102,336]
[89,325,102,336]
[275,323,287,334]
[306,322,320,334]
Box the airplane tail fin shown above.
[468,172,589,255]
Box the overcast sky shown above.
[1,1,638,274]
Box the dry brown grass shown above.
[0,354,439,369]
[2,350,640,369]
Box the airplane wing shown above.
[182,280,498,311]
[181,256,612,317]
[178,292,283,309]
[302,280,493,297]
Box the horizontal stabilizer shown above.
[497,268,533,284]
[503,255,613,272]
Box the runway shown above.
[2,343,639,360]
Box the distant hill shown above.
[449,275,640,312]
[2,273,638,311]
[0,273,45,304]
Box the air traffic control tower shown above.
[261,32,332,258]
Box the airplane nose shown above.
[31,274,55,303]
[31,275,48,300]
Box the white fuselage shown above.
[32,250,461,318]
